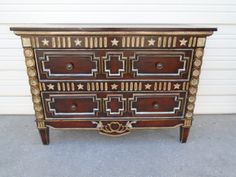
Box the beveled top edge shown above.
[10,27,217,32]
[10,25,217,36]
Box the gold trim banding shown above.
[184,47,204,126]
[23,48,46,129]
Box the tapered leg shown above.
[179,126,190,143]
[38,127,49,145]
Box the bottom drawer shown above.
[42,92,187,119]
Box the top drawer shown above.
[35,49,193,81]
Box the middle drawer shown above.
[41,92,187,119]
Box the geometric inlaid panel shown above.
[103,52,126,78]
[130,93,186,118]
[131,50,193,80]
[43,93,100,118]
[104,94,126,116]
[35,50,99,81]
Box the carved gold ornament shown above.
[190,79,198,86]
[35,112,44,119]
[187,104,194,111]
[34,103,43,112]
[23,48,46,129]
[192,69,200,77]
[188,96,195,103]
[32,96,41,103]
[92,121,137,136]
[24,49,33,57]
[185,112,193,118]
[195,48,203,58]
[30,79,38,86]
[194,59,202,67]
[184,47,204,127]
[31,87,40,95]
[27,68,37,77]
[189,87,197,94]
[26,58,35,67]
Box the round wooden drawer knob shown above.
[66,63,73,71]
[155,63,163,70]
[71,104,77,111]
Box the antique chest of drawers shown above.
[11,27,216,144]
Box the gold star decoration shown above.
[74,38,82,46]
[111,83,118,90]
[174,83,181,90]
[179,38,188,46]
[42,38,49,46]
[111,38,119,46]
[148,38,155,46]
[144,83,152,90]
[47,84,54,90]
[77,84,84,90]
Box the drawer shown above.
[42,93,101,118]
[35,50,100,80]
[35,49,193,81]
[130,93,186,117]
[131,50,193,79]
[42,92,186,119]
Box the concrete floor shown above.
[0,115,235,177]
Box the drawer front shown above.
[35,49,193,81]
[35,50,99,80]
[130,93,186,117]
[131,50,193,79]
[42,92,186,119]
[42,93,100,118]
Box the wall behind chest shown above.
[0,0,235,114]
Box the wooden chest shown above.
[11,27,216,144]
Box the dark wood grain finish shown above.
[11,27,216,144]
[180,126,190,143]
[131,93,186,117]
[46,119,184,128]
[10,27,217,32]
[38,127,49,145]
